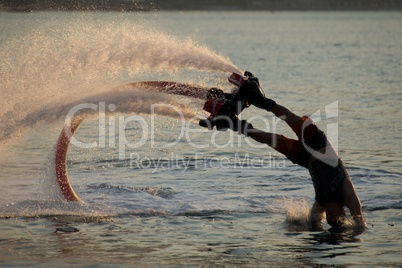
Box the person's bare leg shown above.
[246,128,283,148]
[244,103,302,147]
[271,104,302,128]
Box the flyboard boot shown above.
[199,71,276,132]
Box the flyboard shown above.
[54,73,259,202]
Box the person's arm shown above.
[343,177,366,229]
[310,201,325,231]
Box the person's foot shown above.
[237,77,265,105]
[235,72,278,111]
[199,114,253,134]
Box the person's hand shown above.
[353,215,367,233]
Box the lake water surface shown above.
[0,11,401,267]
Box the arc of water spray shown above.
[54,81,209,202]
